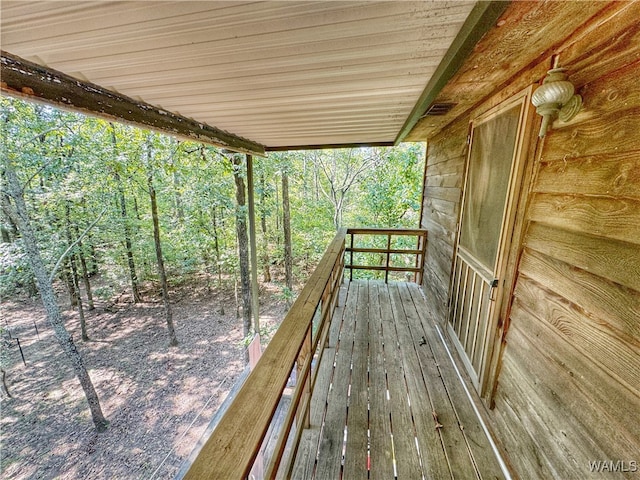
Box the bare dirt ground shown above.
[0,276,287,480]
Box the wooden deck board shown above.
[290,344,335,479]
[315,283,358,478]
[378,283,424,479]
[398,282,475,479]
[367,282,395,480]
[293,280,505,480]
[388,283,454,480]
[343,283,370,477]
[406,283,505,480]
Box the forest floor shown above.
[0,274,288,480]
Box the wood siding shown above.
[419,2,640,478]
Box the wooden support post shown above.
[246,154,260,337]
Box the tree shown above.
[110,123,142,303]
[257,166,271,283]
[358,144,424,228]
[313,149,380,230]
[65,201,88,341]
[145,134,178,347]
[1,154,108,432]
[281,161,293,292]
[229,152,252,343]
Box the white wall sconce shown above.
[531,68,582,137]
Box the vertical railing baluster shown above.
[385,233,391,283]
[414,234,421,283]
[350,232,354,281]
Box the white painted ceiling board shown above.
[1,1,477,148]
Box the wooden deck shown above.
[291,280,506,480]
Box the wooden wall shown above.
[419,2,640,478]
[419,118,467,320]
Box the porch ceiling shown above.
[1,1,485,150]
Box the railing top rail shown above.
[346,227,427,236]
[182,229,347,480]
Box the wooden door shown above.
[448,88,534,394]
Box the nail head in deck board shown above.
[292,281,507,479]
[290,343,336,479]
[0,51,265,157]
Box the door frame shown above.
[448,85,538,399]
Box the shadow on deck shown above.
[292,280,506,479]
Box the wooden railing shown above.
[182,229,346,480]
[345,228,428,284]
[179,227,427,480]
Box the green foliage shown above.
[2,96,424,297]
[0,242,35,299]
[356,143,424,228]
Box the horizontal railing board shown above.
[346,247,424,255]
[347,227,428,236]
[347,265,423,273]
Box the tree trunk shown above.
[274,176,281,247]
[231,154,252,343]
[259,171,271,283]
[72,256,89,341]
[110,124,142,303]
[2,162,108,432]
[173,169,185,221]
[66,203,88,340]
[77,238,95,310]
[82,199,99,276]
[282,170,293,292]
[146,147,178,348]
[211,207,223,286]
[62,259,79,307]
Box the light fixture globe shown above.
[531,68,582,137]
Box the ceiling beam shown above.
[394,1,510,144]
[1,51,265,157]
